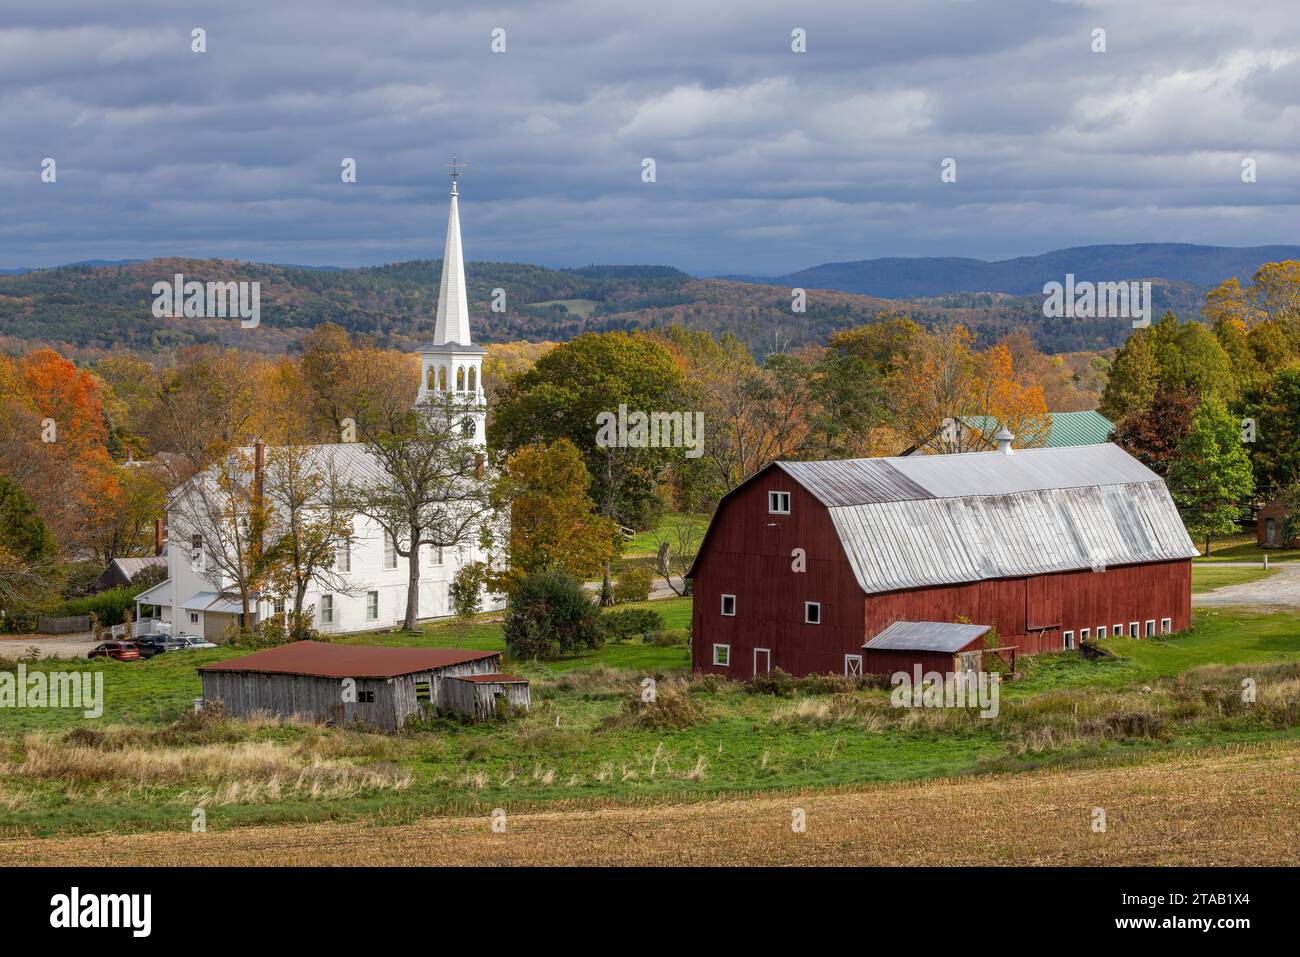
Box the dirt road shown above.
[1194,562,1300,611]
[0,633,97,660]
[4,741,1297,866]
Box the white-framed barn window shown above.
[712,644,730,667]
[366,591,379,621]
[844,654,863,677]
[321,594,335,625]
[721,594,736,616]
[1096,625,1107,639]
[1114,623,1124,637]
[1129,621,1139,638]
[384,532,398,569]
[1080,628,1090,641]
[1063,630,1074,650]
[804,601,821,624]
[1145,619,1156,638]
[1161,617,1172,635]
[768,491,791,514]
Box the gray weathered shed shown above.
[198,641,529,729]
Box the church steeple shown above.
[432,161,472,346]
[416,159,486,447]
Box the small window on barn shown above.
[1114,623,1124,637]
[1080,628,1090,641]
[844,654,863,677]
[321,594,335,625]
[1096,625,1107,639]
[1063,630,1074,650]
[356,689,374,703]
[768,491,791,514]
[721,594,736,616]
[804,602,821,625]
[1129,621,1139,638]
[1144,619,1156,638]
[415,680,432,703]
[713,644,730,666]
[366,591,379,621]
[1161,617,1172,635]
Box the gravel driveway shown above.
[0,633,99,660]
[1194,562,1300,612]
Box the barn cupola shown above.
[995,426,1015,456]
[415,157,486,448]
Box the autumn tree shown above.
[1111,386,1197,478]
[260,445,358,638]
[490,439,619,593]
[493,332,685,599]
[348,394,496,630]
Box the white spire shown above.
[432,177,472,346]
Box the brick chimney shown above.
[154,518,164,556]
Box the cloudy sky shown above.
[2,0,1298,275]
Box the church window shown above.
[456,366,465,391]
[438,366,447,391]
[468,366,477,392]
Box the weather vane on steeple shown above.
[448,155,467,193]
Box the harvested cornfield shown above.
[2,740,1297,866]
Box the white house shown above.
[136,176,502,638]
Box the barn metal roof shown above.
[864,621,991,653]
[198,641,499,679]
[774,443,1197,594]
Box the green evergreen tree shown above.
[1167,396,1255,555]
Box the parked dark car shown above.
[88,641,140,662]
[133,635,187,656]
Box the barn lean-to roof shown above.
[864,621,991,653]
[689,443,1198,595]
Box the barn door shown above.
[753,648,771,676]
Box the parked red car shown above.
[88,641,140,662]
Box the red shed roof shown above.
[198,641,498,679]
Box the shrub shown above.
[503,570,603,660]
[611,564,652,603]
[648,628,688,646]
[745,667,889,696]
[599,608,663,642]
[604,680,704,731]
[52,586,138,627]
[450,561,488,621]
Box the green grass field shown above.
[530,298,600,318]
[1193,532,1300,563]
[4,601,1300,839]
[1190,565,1279,593]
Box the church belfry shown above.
[416,158,486,446]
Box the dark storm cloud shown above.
[1,0,1297,274]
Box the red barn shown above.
[688,438,1197,678]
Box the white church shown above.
[135,174,502,639]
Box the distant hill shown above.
[0,245,1277,362]
[725,243,1300,298]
